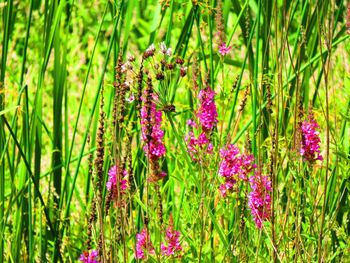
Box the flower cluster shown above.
[142,43,187,79]
[218,144,256,197]
[185,85,218,161]
[140,92,166,159]
[218,42,231,56]
[300,114,323,163]
[161,225,183,257]
[197,86,218,131]
[185,131,213,161]
[160,42,172,56]
[135,228,155,259]
[106,165,128,198]
[79,250,99,263]
[135,219,183,260]
[248,173,272,229]
[143,44,156,59]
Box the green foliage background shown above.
[0,0,349,262]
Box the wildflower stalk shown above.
[120,145,129,263]
[270,127,276,261]
[140,73,154,258]
[121,202,127,262]
[251,0,261,160]
[317,3,333,260]
[155,182,163,261]
[127,134,134,193]
[239,187,248,261]
[94,87,106,262]
[137,58,144,116]
[216,76,239,168]
[273,0,282,259]
[215,0,225,45]
[155,183,163,227]
[117,52,129,263]
[198,165,205,263]
[228,84,250,143]
[86,136,96,251]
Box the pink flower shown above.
[185,132,213,161]
[126,93,135,103]
[140,92,166,159]
[239,154,256,181]
[161,225,182,257]
[185,131,198,158]
[197,87,218,131]
[160,171,167,178]
[218,144,256,197]
[106,166,128,198]
[186,119,197,128]
[135,228,154,259]
[185,86,217,161]
[218,42,231,56]
[219,179,236,197]
[198,132,209,144]
[300,114,323,163]
[79,250,99,263]
[248,173,272,229]
[219,144,241,177]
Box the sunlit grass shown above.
[1,0,349,262]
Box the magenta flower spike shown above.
[218,144,256,197]
[161,220,183,257]
[140,93,166,160]
[79,250,99,263]
[106,165,128,198]
[197,87,218,132]
[135,228,155,259]
[300,114,323,163]
[248,173,272,229]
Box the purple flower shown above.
[185,132,213,161]
[186,119,197,128]
[218,144,256,197]
[135,228,154,259]
[185,131,198,159]
[218,42,231,56]
[140,92,166,159]
[219,144,241,178]
[79,250,99,263]
[185,86,217,161]
[239,154,256,181]
[160,171,167,178]
[197,87,218,131]
[106,166,128,198]
[248,173,272,229]
[300,114,323,163]
[126,93,135,103]
[161,225,182,257]
[219,178,236,197]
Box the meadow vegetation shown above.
[1,0,350,262]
